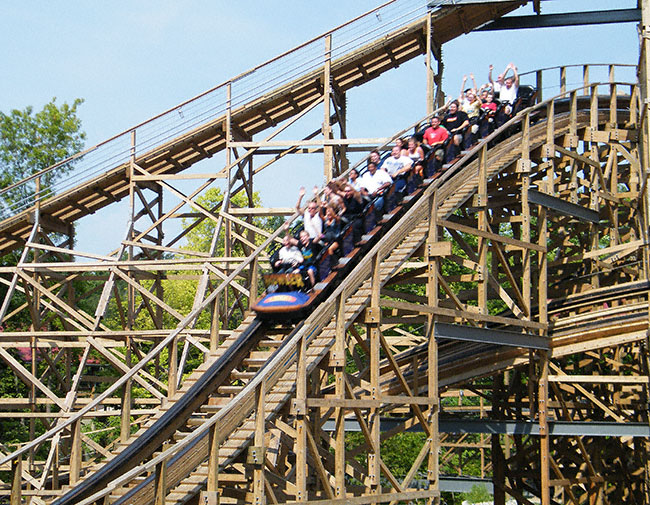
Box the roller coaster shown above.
[0,1,648,505]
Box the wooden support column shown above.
[426,12,434,115]
[477,144,489,314]
[366,253,381,495]
[492,373,506,505]
[168,335,178,398]
[224,82,233,329]
[208,422,220,491]
[70,418,82,485]
[538,350,550,505]
[323,34,333,182]
[334,294,346,499]
[154,443,170,505]
[589,84,601,290]
[295,335,308,501]
[334,90,349,177]
[210,293,220,354]
[520,113,531,317]
[252,382,266,505]
[121,336,132,442]
[10,457,21,505]
[641,3,650,501]
[426,192,440,504]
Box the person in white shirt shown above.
[359,161,392,214]
[295,186,322,240]
[497,63,519,104]
[381,145,413,209]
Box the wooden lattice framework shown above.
[0,2,645,505]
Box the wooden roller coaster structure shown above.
[0,1,648,505]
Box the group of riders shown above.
[270,64,535,291]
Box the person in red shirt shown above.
[422,116,449,148]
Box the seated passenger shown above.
[488,63,506,100]
[320,204,342,256]
[359,161,392,214]
[406,137,426,186]
[296,187,322,241]
[342,184,364,244]
[369,148,385,170]
[348,168,362,192]
[298,230,317,288]
[395,137,409,158]
[498,63,519,105]
[382,145,413,208]
[441,100,469,163]
[274,234,303,273]
[324,180,346,217]
[422,115,449,149]
[479,92,498,138]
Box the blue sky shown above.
[0,1,639,254]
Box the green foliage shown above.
[0,98,86,206]
[183,187,268,255]
[461,484,492,503]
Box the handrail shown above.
[64,79,639,505]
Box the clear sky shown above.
[0,0,639,255]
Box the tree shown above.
[0,98,86,209]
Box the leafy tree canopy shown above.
[0,98,86,206]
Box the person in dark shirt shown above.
[342,184,364,244]
[442,100,469,163]
[321,204,342,256]
[298,230,317,288]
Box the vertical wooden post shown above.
[121,336,132,443]
[253,382,266,505]
[366,254,381,495]
[210,293,220,355]
[640,3,650,501]
[477,144,488,315]
[334,294,346,498]
[70,418,82,485]
[521,113,531,317]
[168,335,178,398]
[207,422,220,494]
[536,69,543,103]
[560,66,566,95]
[538,350,550,505]
[583,65,590,96]
[426,192,440,504]
[323,34,333,182]
[10,456,21,505]
[492,373,506,505]
[335,90,349,176]
[224,83,233,330]
[426,12,434,115]
[295,335,307,501]
[154,444,169,505]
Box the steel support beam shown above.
[434,322,549,349]
[478,9,641,31]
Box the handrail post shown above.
[583,65,590,95]
[536,70,543,103]
[560,66,567,95]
